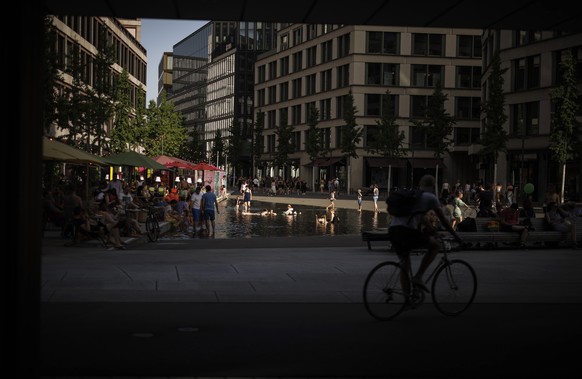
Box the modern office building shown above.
[254,24,483,192]
[168,21,282,171]
[47,15,147,152]
[157,52,173,104]
[478,30,582,202]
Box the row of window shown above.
[259,32,482,82]
[261,123,482,155]
[261,94,482,128]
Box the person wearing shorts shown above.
[200,185,220,236]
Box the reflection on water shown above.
[173,198,390,239]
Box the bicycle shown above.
[363,236,477,320]
[142,204,160,242]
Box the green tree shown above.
[228,118,244,179]
[131,86,149,151]
[549,49,581,202]
[305,105,322,190]
[410,81,456,193]
[210,129,225,166]
[181,124,207,163]
[274,111,295,178]
[340,91,363,193]
[252,110,265,176]
[365,89,406,190]
[144,95,187,157]
[82,26,116,155]
[479,53,508,187]
[110,69,134,153]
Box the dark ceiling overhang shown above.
[43,0,582,31]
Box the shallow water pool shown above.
[163,198,390,239]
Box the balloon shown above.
[524,183,534,194]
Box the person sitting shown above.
[316,209,339,224]
[260,208,276,216]
[66,206,105,246]
[96,202,126,250]
[545,202,580,249]
[43,190,65,228]
[498,203,529,248]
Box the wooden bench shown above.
[362,217,582,250]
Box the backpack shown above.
[386,189,424,217]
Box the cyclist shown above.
[388,174,462,294]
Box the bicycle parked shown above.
[363,236,477,320]
[142,203,160,242]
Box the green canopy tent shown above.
[43,137,109,200]
[103,151,168,170]
[103,151,168,185]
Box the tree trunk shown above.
[560,163,566,204]
[387,164,392,192]
[435,163,439,195]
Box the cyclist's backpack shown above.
[386,189,424,217]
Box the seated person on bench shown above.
[498,203,529,248]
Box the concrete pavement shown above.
[39,192,582,378]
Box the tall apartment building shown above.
[478,30,582,202]
[168,21,282,170]
[254,24,483,192]
[49,16,147,145]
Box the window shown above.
[365,125,379,148]
[279,107,288,126]
[337,33,350,58]
[257,89,265,107]
[307,24,317,40]
[322,128,331,149]
[455,127,481,145]
[320,98,331,121]
[293,51,303,72]
[410,95,429,118]
[336,95,347,118]
[257,65,265,83]
[514,30,543,47]
[366,31,399,54]
[279,82,289,101]
[268,85,276,104]
[268,61,277,80]
[280,33,289,50]
[321,40,333,63]
[292,78,302,98]
[306,46,317,67]
[457,35,482,58]
[292,27,303,46]
[365,94,381,116]
[337,64,349,87]
[412,64,444,87]
[455,97,481,119]
[292,131,301,150]
[366,63,399,86]
[456,66,481,88]
[365,93,399,117]
[267,110,276,129]
[280,56,289,75]
[412,33,444,56]
[291,104,302,125]
[321,69,332,92]
[306,74,316,95]
[511,102,540,136]
[513,55,540,90]
[410,125,428,148]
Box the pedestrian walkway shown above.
[39,192,581,378]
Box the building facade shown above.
[48,15,147,152]
[168,21,282,171]
[254,24,483,193]
[478,30,582,202]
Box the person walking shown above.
[200,185,220,236]
[372,184,379,212]
[357,189,363,212]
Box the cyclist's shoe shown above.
[412,278,430,293]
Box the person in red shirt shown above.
[498,203,529,248]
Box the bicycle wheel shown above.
[363,261,408,321]
[431,259,477,316]
[145,215,160,242]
